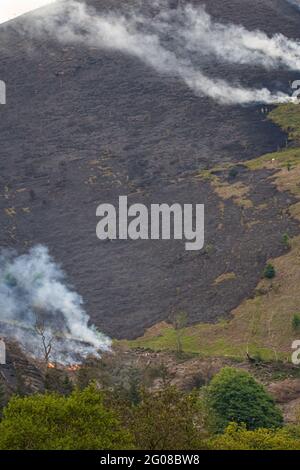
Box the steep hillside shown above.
[126,104,300,360]
[1,0,300,341]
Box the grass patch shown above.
[269,103,300,142]
[212,181,253,208]
[196,169,253,208]
[124,319,280,361]
[213,272,237,285]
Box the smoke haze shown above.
[19,0,300,104]
[287,0,300,10]
[0,245,111,364]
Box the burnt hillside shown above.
[0,0,300,339]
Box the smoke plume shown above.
[0,245,111,364]
[21,0,300,104]
[287,0,300,10]
[154,5,300,71]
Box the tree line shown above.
[1,366,300,450]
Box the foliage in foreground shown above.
[0,367,298,450]
[207,423,300,450]
[206,367,283,431]
[124,387,208,450]
[0,385,134,450]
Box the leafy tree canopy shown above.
[0,384,134,450]
[206,367,283,432]
[127,386,208,450]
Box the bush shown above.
[292,314,300,332]
[282,233,291,249]
[0,384,134,450]
[228,167,238,179]
[206,423,300,450]
[263,263,276,279]
[206,367,283,432]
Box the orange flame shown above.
[67,364,81,372]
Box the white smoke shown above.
[18,0,299,105]
[0,245,111,364]
[287,0,300,10]
[154,5,300,71]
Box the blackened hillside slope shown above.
[0,0,299,338]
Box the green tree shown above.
[0,384,134,450]
[206,367,283,432]
[127,387,208,450]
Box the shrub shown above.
[292,314,300,332]
[206,367,283,432]
[282,233,291,249]
[263,263,276,279]
[228,167,238,179]
[206,423,300,450]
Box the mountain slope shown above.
[0,0,300,339]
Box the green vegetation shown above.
[125,321,277,360]
[282,232,291,249]
[0,383,209,450]
[292,314,300,332]
[228,167,239,179]
[206,368,283,432]
[0,385,134,450]
[1,368,300,450]
[263,263,276,280]
[207,423,300,450]
[268,103,300,142]
[4,103,300,449]
[123,387,207,450]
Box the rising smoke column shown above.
[23,0,299,105]
[0,245,111,364]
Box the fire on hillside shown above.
[47,362,81,372]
